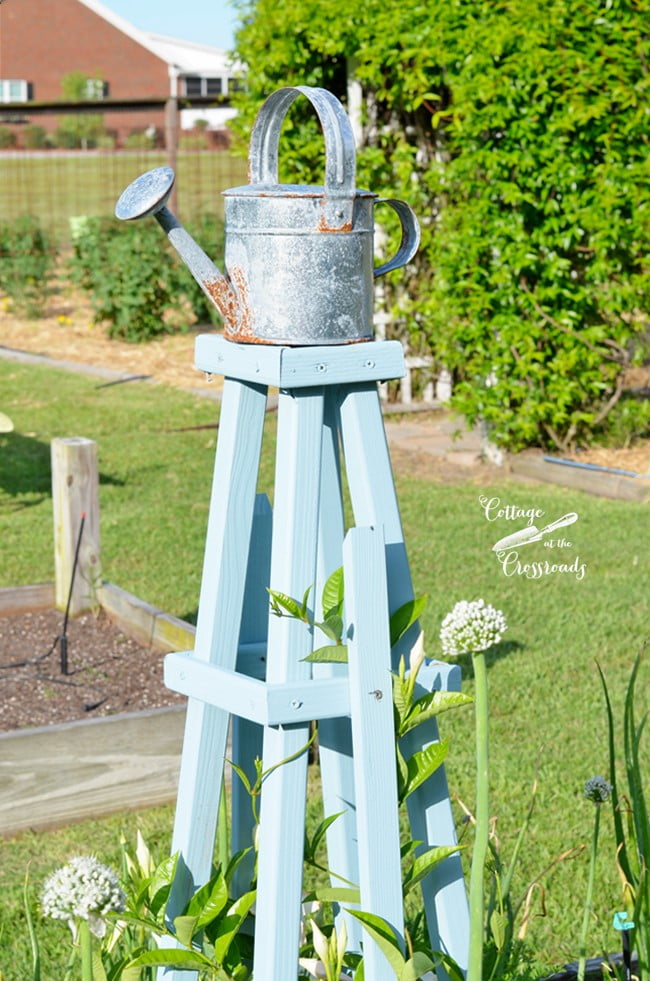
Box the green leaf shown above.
[403,844,462,897]
[148,852,179,917]
[400,950,436,980]
[305,811,344,863]
[390,595,428,648]
[173,913,200,948]
[213,890,257,963]
[91,949,108,981]
[184,871,229,929]
[347,909,406,974]
[303,644,348,663]
[106,910,164,934]
[400,691,473,736]
[225,847,253,890]
[400,838,421,863]
[267,589,308,621]
[432,952,466,981]
[396,745,409,804]
[318,613,344,644]
[300,585,312,618]
[302,886,361,905]
[403,740,449,799]
[125,948,214,970]
[322,566,344,618]
[490,909,507,951]
[23,871,40,981]
[229,760,254,797]
[118,965,143,981]
[392,672,411,730]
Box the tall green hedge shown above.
[231,0,650,450]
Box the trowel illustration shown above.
[492,512,578,552]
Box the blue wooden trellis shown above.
[157,334,469,980]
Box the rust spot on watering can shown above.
[316,212,353,234]
[207,266,274,345]
[205,275,240,332]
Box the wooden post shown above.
[165,94,179,215]
[51,437,101,617]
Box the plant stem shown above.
[78,918,94,981]
[577,806,601,981]
[468,650,490,981]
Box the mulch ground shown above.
[0,608,184,732]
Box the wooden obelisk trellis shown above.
[159,335,469,980]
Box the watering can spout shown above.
[114,167,242,331]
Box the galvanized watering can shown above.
[115,85,420,345]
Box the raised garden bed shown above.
[0,581,195,837]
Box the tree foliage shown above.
[231,0,650,450]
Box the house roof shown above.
[75,0,238,75]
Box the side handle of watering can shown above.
[249,85,357,230]
[373,198,421,277]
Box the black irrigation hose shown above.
[2,513,108,711]
[60,511,86,675]
[0,634,58,670]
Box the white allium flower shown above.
[584,775,612,805]
[440,599,507,657]
[41,856,125,937]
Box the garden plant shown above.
[14,600,647,980]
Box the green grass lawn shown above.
[0,358,648,977]
[0,151,248,241]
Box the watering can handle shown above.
[374,198,421,277]
[249,85,357,229]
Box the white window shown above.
[84,78,108,100]
[0,80,29,103]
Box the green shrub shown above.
[231,0,650,451]
[95,132,116,150]
[124,130,157,150]
[592,394,650,450]
[0,215,54,317]
[0,126,16,149]
[178,132,210,151]
[22,125,48,150]
[54,114,105,149]
[68,212,225,341]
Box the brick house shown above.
[0,0,241,148]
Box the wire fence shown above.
[0,148,247,244]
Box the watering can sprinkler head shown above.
[115,166,175,221]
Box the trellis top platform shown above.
[195,335,406,388]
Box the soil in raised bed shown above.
[0,608,185,732]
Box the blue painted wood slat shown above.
[337,383,416,664]
[159,378,267,980]
[314,389,362,949]
[231,494,272,897]
[252,388,325,981]
[344,525,405,979]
